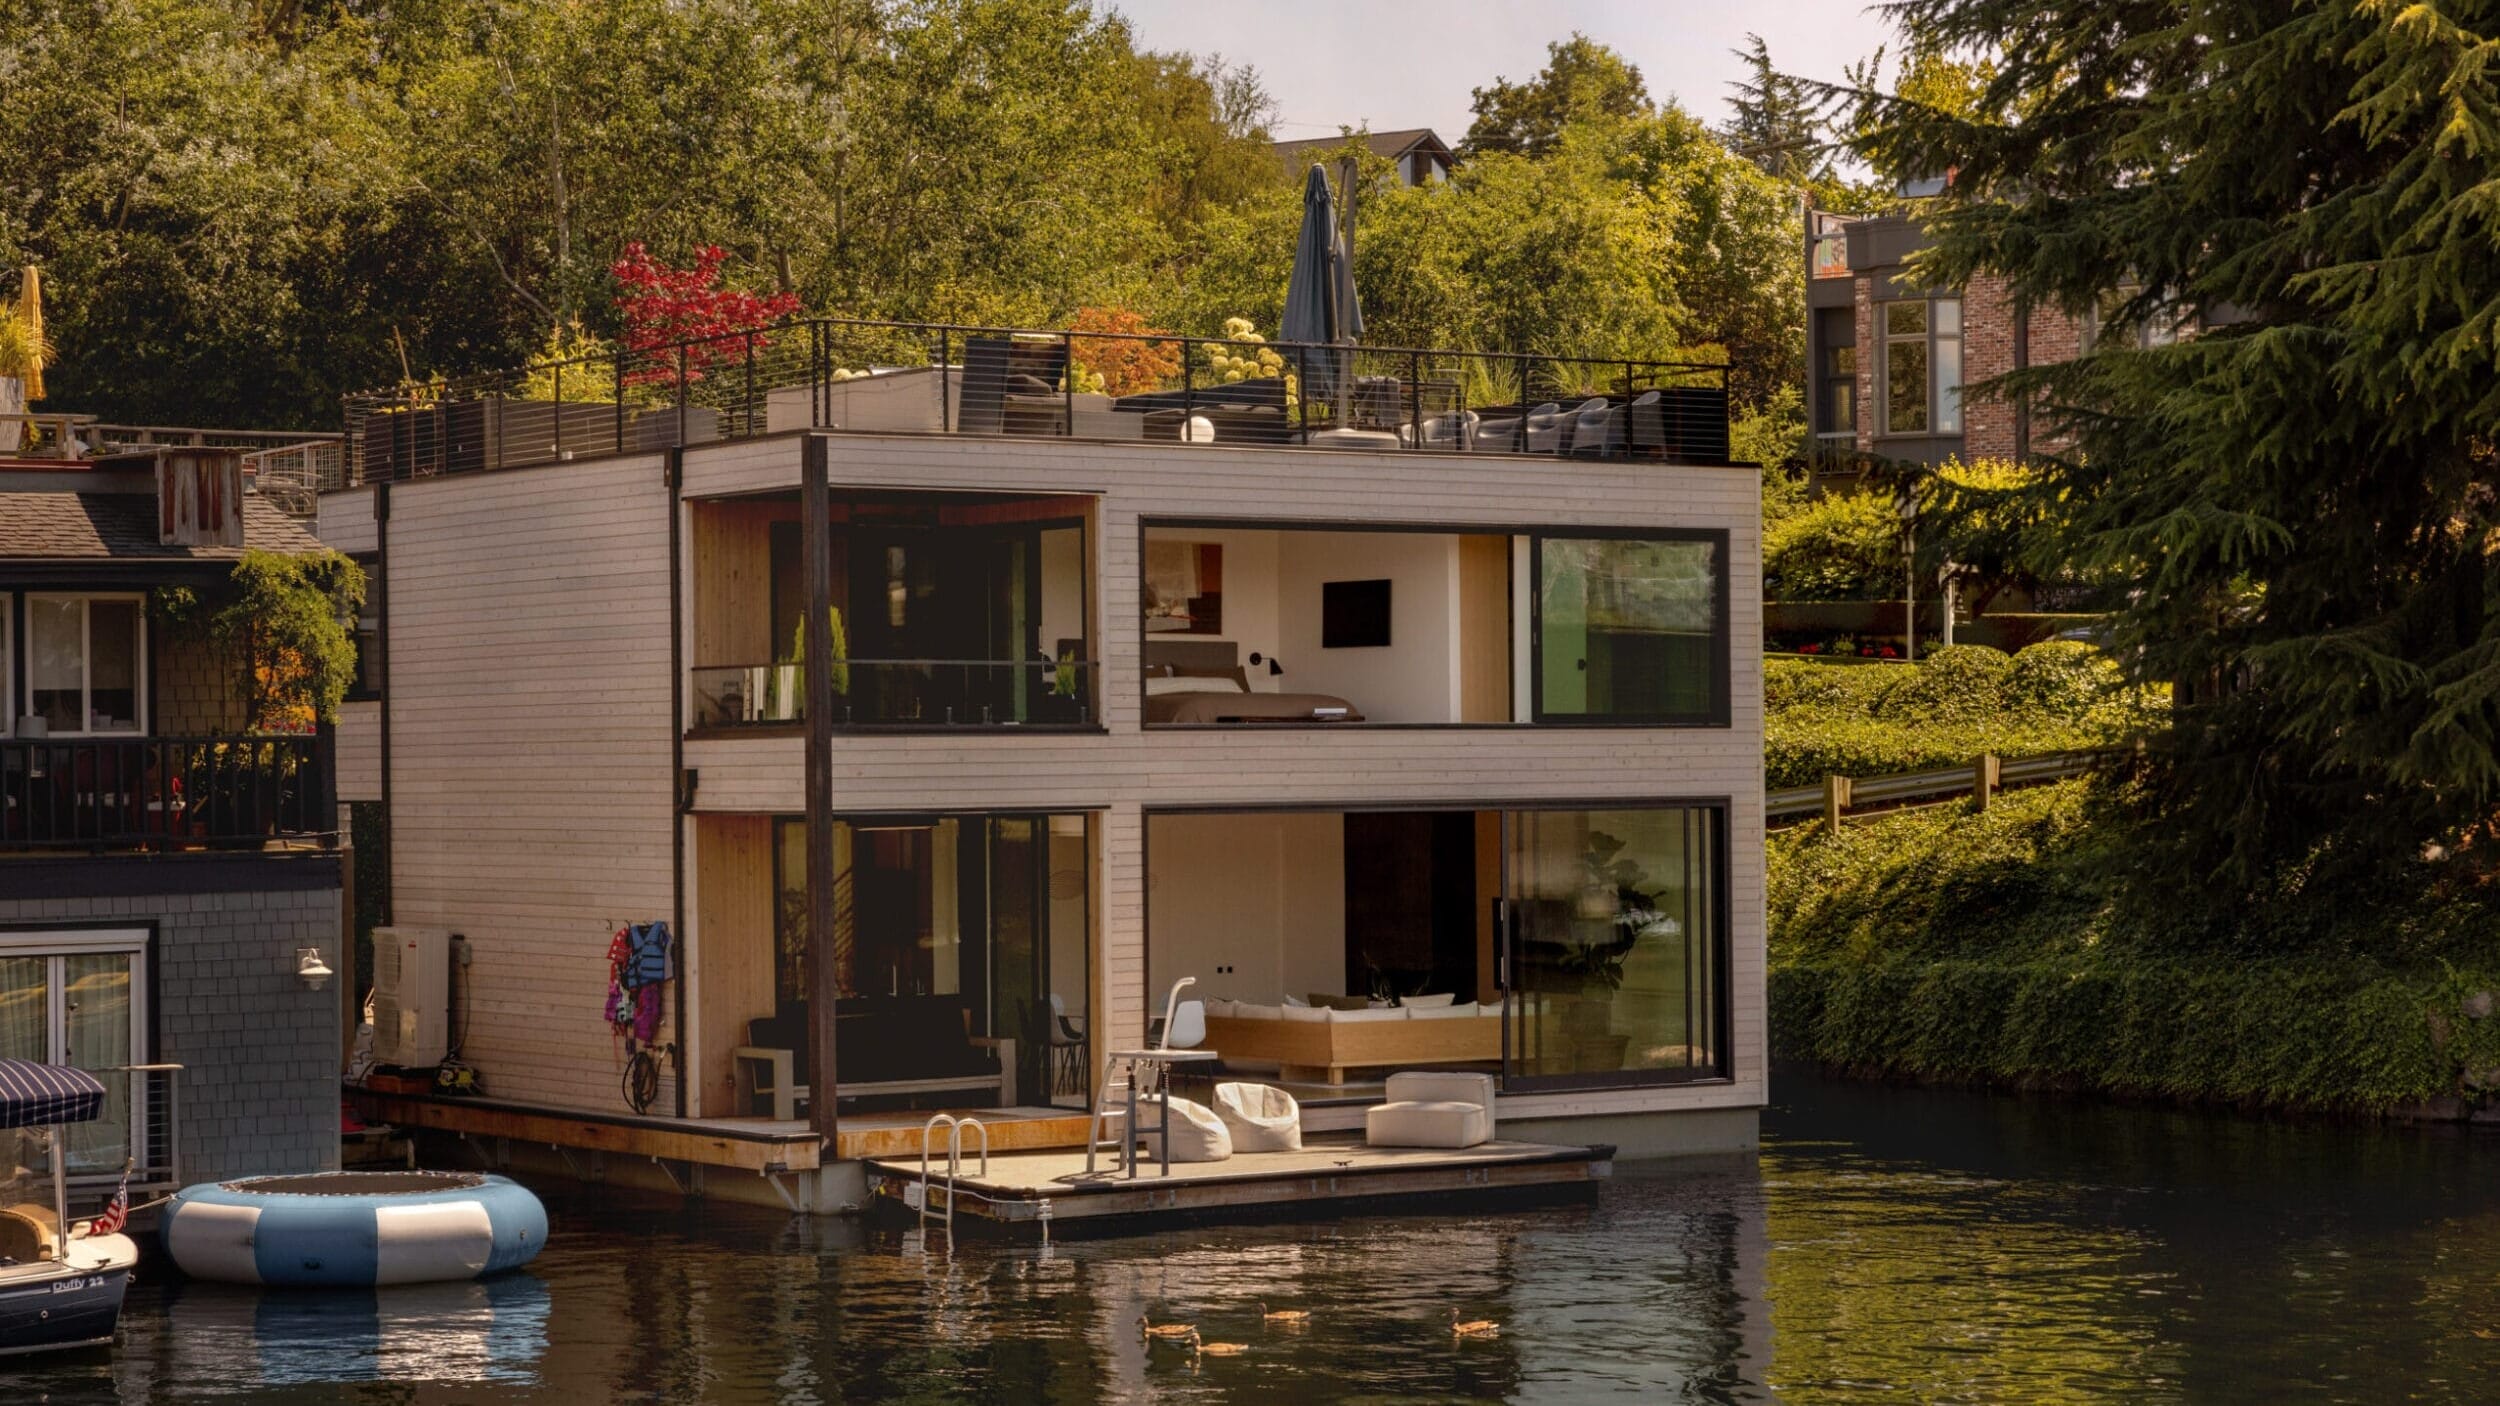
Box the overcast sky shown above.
[1111,1,1900,145]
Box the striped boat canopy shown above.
[0,1059,107,1128]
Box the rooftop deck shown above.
[339,317,1736,484]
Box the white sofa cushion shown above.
[1383,1070,1496,1111]
[1365,1099,1491,1149]
[1404,993,1456,1008]
[1408,1003,1480,1020]
[1280,1004,1331,1023]
[1212,1082,1302,1152]
[1138,1097,1233,1163]
[1334,1006,1408,1023]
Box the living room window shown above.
[1879,297,1962,435]
[1532,533,1728,725]
[25,594,145,736]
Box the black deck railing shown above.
[0,733,335,852]
[691,659,1097,729]
[342,319,1734,484]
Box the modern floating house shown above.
[322,319,1765,1215]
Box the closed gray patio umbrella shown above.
[1279,164,1363,415]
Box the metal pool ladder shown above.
[914,1113,989,1231]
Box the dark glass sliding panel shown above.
[1505,806,1722,1086]
[1535,536,1725,723]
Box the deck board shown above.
[865,1134,1611,1230]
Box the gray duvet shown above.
[1146,690,1364,725]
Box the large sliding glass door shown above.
[772,813,1091,1106]
[1501,806,1723,1089]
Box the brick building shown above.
[1805,209,2091,468]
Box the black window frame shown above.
[1529,528,1732,728]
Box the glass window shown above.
[1935,298,1965,434]
[348,557,382,700]
[26,596,145,735]
[772,813,1092,1106]
[0,934,146,1175]
[1821,344,1857,435]
[1506,807,1723,1085]
[1536,536,1725,724]
[1884,335,1930,434]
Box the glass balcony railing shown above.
[692,660,1096,729]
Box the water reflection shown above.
[12,1073,2498,1403]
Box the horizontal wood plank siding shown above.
[315,486,379,555]
[381,455,676,1112]
[335,699,381,801]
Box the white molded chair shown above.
[1213,1082,1302,1152]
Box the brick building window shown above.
[1822,343,1856,436]
[1879,298,1963,436]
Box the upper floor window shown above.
[1534,533,1727,725]
[26,594,145,736]
[2084,288,2190,353]
[1880,299,1962,436]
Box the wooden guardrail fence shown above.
[1766,750,2100,828]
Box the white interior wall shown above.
[1276,531,1462,722]
[1142,527,1285,691]
[1039,525,1085,658]
[1512,537,1535,719]
[1144,811,1345,1003]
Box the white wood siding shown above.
[380,456,677,1112]
[315,486,379,554]
[336,699,381,801]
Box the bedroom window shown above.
[26,594,146,736]
[1533,534,1727,725]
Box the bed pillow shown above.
[1146,675,1212,696]
[1404,993,1456,1009]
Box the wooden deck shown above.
[347,1088,1094,1173]
[864,1134,1612,1235]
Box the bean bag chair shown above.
[1213,1082,1302,1152]
[1138,1096,1232,1163]
[1365,1071,1495,1150]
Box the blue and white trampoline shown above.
[163,1171,546,1287]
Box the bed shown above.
[1143,640,1364,725]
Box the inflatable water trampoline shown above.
[163,1171,545,1287]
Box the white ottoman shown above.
[1213,1082,1303,1152]
[1138,1096,1233,1163]
[1364,1071,1496,1150]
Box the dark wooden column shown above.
[802,435,841,1143]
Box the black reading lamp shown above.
[1247,652,1284,677]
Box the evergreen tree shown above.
[1721,34,1827,185]
[1851,1,2500,887]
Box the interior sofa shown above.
[1201,998,1519,1085]
[733,996,1014,1119]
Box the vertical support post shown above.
[1973,753,2000,812]
[802,435,841,1144]
[1822,774,1852,829]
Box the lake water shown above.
[20,1074,2500,1403]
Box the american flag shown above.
[89,1169,130,1237]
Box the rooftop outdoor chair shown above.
[1476,402,1561,454]
[957,337,1071,436]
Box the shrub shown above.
[1763,642,2157,788]
[1765,490,1903,601]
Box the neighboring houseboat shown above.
[0,422,350,1210]
[320,320,1763,1213]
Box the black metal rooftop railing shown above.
[340,318,1734,484]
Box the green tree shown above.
[1460,33,1650,158]
[1851,1,2500,887]
[1722,33,1828,185]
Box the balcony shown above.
[0,734,336,853]
[341,319,1734,482]
[693,659,1097,729]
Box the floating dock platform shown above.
[865,1135,1613,1236]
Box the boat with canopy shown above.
[0,1058,141,1357]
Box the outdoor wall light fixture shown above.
[1248,652,1284,676]
[296,947,334,991]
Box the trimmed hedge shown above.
[1769,781,2500,1112]
[1765,642,2159,788]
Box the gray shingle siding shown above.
[0,878,341,1184]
